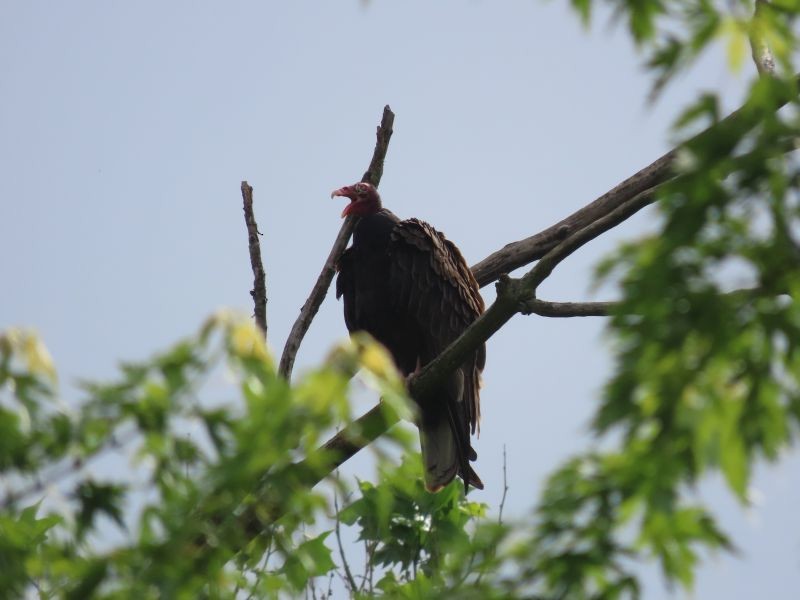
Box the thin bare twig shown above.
[333,491,357,593]
[241,181,268,340]
[325,573,334,599]
[524,299,617,317]
[498,445,509,524]
[362,540,377,595]
[278,106,395,379]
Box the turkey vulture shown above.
[332,181,485,492]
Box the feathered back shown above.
[336,211,486,491]
[388,219,485,430]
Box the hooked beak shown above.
[331,186,356,218]
[330,186,351,199]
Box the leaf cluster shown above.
[0,317,413,598]
[571,0,798,97]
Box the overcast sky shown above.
[2,1,798,597]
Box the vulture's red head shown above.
[331,181,382,218]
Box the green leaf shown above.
[281,531,335,590]
[74,480,126,539]
[570,0,591,26]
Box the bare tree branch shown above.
[524,299,617,317]
[471,158,672,287]
[241,181,268,340]
[279,106,395,379]
[278,218,358,379]
[471,73,800,287]
[333,491,357,593]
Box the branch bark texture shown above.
[471,156,673,287]
[241,181,268,340]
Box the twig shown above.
[278,218,358,379]
[278,106,395,379]
[362,540,377,595]
[241,181,268,340]
[750,1,776,77]
[498,444,509,524]
[523,299,616,317]
[333,491,357,593]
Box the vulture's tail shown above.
[419,368,483,493]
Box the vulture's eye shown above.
[354,183,365,194]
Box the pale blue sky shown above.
[2,1,798,597]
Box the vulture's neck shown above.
[353,209,400,248]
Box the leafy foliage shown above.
[0,318,414,597]
[573,0,798,98]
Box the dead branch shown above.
[278,106,395,379]
[241,181,268,339]
[471,158,672,287]
[523,299,617,317]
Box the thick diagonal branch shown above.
[278,106,395,379]
[471,155,673,287]
[524,299,617,317]
[471,73,800,287]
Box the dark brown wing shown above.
[388,218,484,364]
[388,218,485,490]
